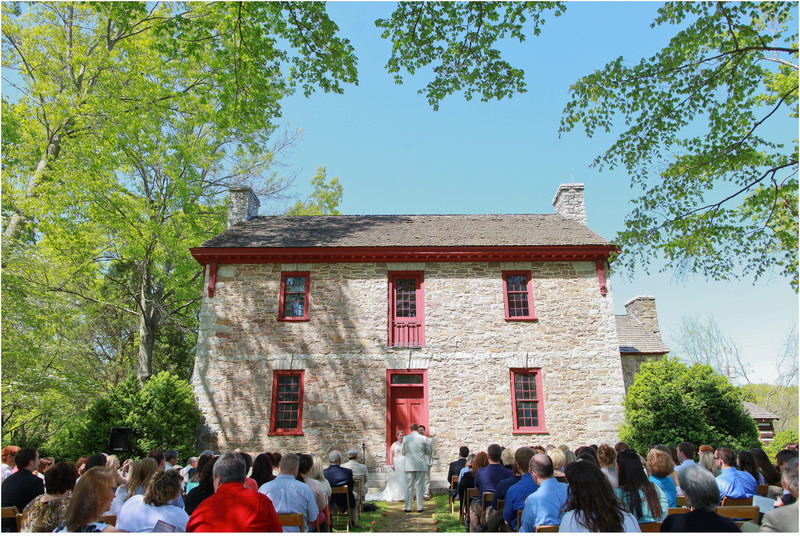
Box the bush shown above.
[620,357,761,454]
[766,429,800,463]
[44,371,201,462]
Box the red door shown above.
[386,370,428,463]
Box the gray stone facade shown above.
[191,258,627,473]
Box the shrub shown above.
[766,429,799,463]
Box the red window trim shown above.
[268,370,305,436]
[510,368,547,434]
[388,271,425,347]
[502,271,537,321]
[277,271,310,321]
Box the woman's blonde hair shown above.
[124,458,158,501]
[310,453,326,482]
[699,451,720,477]
[547,447,566,470]
[144,469,183,507]
[63,467,115,531]
[647,449,675,478]
[106,454,120,471]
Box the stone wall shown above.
[620,353,665,391]
[192,260,627,471]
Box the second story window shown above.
[278,272,310,321]
[502,271,537,321]
[389,272,424,347]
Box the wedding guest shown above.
[117,469,189,532]
[715,447,757,499]
[109,458,158,515]
[458,453,476,482]
[615,449,667,522]
[53,467,119,532]
[761,458,799,532]
[19,462,78,532]
[647,448,677,507]
[559,461,640,532]
[597,444,618,488]
[749,448,780,486]
[517,453,568,532]
[35,457,54,480]
[661,464,739,532]
[546,447,567,481]
[298,453,328,531]
[238,451,258,490]
[310,453,332,500]
[1,446,19,482]
[259,453,318,533]
[737,450,765,485]
[1,447,43,532]
[699,451,720,477]
[252,453,275,488]
[105,454,128,487]
[184,455,218,516]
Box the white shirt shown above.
[559,509,640,532]
[116,495,189,533]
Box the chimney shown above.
[227,186,260,229]
[625,296,661,338]
[552,183,587,226]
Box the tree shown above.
[766,429,799,462]
[376,2,798,290]
[671,313,752,384]
[620,357,761,454]
[286,166,343,216]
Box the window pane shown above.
[284,293,305,318]
[514,372,540,428]
[506,275,529,317]
[395,278,417,318]
[285,276,306,293]
[275,375,300,430]
[391,374,423,384]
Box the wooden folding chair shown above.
[667,507,690,516]
[278,513,306,532]
[676,495,689,507]
[757,484,768,497]
[461,488,478,524]
[98,514,117,526]
[715,505,759,525]
[330,486,352,532]
[721,496,753,506]
[536,524,560,532]
[639,522,662,532]
[2,506,22,532]
[517,509,523,532]
[480,491,494,524]
[449,475,459,515]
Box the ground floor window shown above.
[269,370,304,435]
[510,368,546,434]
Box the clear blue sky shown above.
[274,1,799,385]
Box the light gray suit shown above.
[402,431,431,511]
[760,501,799,532]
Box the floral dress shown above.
[20,495,68,533]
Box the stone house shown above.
[189,183,638,488]
[616,297,669,390]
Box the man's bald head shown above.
[529,453,554,479]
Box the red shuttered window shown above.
[510,368,547,434]
[268,370,304,435]
[502,271,537,321]
[388,272,425,347]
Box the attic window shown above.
[278,272,310,321]
[502,271,537,321]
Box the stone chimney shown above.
[227,186,261,229]
[552,183,587,226]
[625,296,661,338]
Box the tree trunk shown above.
[137,266,161,385]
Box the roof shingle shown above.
[616,315,668,354]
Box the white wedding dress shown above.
[366,440,407,502]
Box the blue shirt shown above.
[674,459,696,473]
[258,474,319,532]
[492,475,520,509]
[474,464,513,505]
[519,477,568,532]
[503,473,539,530]
[716,467,758,500]
[649,474,677,507]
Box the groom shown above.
[402,422,431,513]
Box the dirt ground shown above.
[378,499,442,532]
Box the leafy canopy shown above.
[620,357,761,454]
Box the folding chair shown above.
[98,514,117,526]
[461,488,478,524]
[667,507,690,516]
[715,505,759,526]
[757,484,768,497]
[721,496,753,507]
[676,495,689,507]
[536,524,560,532]
[449,475,459,515]
[480,491,494,524]
[277,513,306,532]
[639,522,662,532]
[516,509,523,532]
[330,486,352,532]
[2,506,22,532]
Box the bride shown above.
[366,431,407,502]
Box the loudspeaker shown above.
[108,427,131,453]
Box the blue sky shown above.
[274,1,799,385]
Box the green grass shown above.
[431,494,465,532]
[346,502,389,533]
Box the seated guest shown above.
[109,458,158,515]
[771,449,799,503]
[737,450,764,485]
[298,453,328,531]
[1,446,19,483]
[251,453,275,489]
[35,457,54,480]
[117,469,189,532]
[559,461,640,532]
[105,455,127,487]
[481,447,535,531]
[597,444,618,488]
[615,449,667,522]
[271,452,282,475]
[615,442,631,453]
[749,448,780,487]
[761,458,799,532]
[185,453,212,494]
[470,444,512,530]
[457,451,488,530]
[647,449,677,507]
[1,447,44,532]
[20,461,78,532]
[187,452,282,532]
[238,451,258,490]
[699,451,720,477]
[323,450,358,528]
[698,444,714,455]
[661,464,739,532]
[448,446,469,492]
[341,448,369,504]
[164,449,180,472]
[546,448,567,481]
[715,447,757,500]
[500,447,515,471]
[84,454,107,472]
[259,453,319,532]
[458,453,476,483]
[518,454,568,532]
[309,453,332,500]
[675,442,697,475]
[53,467,119,532]
[184,455,218,516]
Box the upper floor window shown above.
[389,272,424,347]
[502,271,536,321]
[510,368,546,434]
[278,272,310,321]
[269,370,304,435]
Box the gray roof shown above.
[743,401,779,420]
[616,315,668,354]
[198,214,613,249]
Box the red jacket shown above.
[186,482,282,532]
